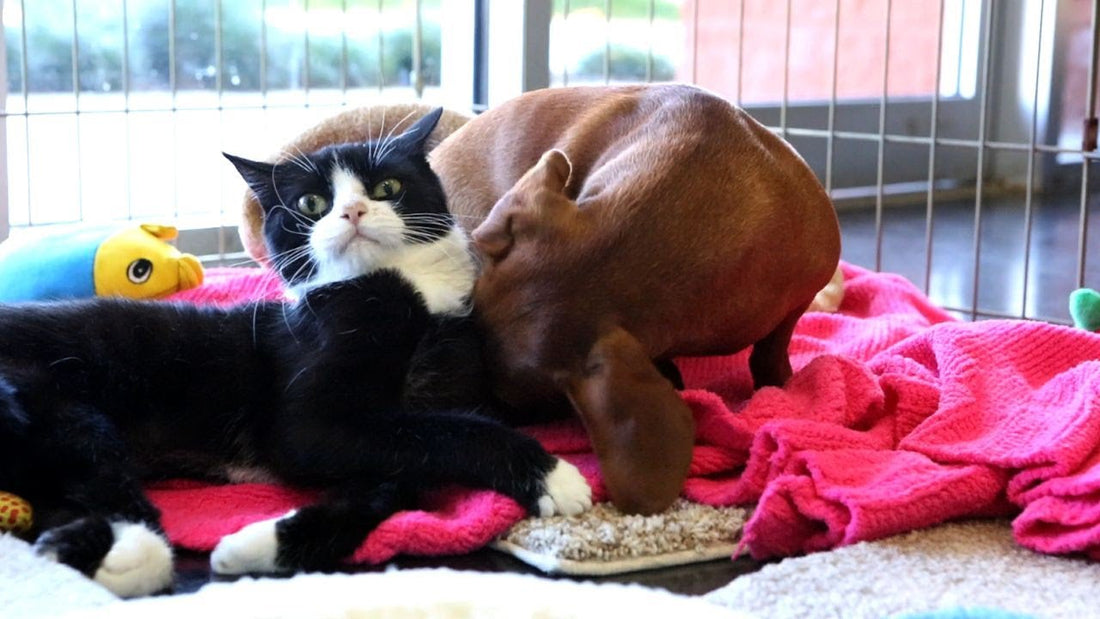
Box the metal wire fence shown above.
[1,0,1097,322]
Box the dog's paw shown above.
[211,513,292,575]
[536,459,593,517]
[92,522,174,598]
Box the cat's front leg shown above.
[535,458,592,517]
[210,481,409,575]
[35,515,174,598]
[278,410,593,519]
[24,400,175,598]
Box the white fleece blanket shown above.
[0,534,117,618]
[0,533,744,619]
[6,520,1100,618]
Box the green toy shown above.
[1069,288,1100,332]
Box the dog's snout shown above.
[472,219,514,262]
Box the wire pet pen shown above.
[1,0,1097,324]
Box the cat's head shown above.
[224,107,456,292]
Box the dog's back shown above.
[431,84,841,513]
[435,84,838,362]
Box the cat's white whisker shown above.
[373,110,420,165]
[280,145,321,177]
[370,106,385,163]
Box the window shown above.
[1,0,465,253]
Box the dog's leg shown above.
[561,326,695,515]
[748,305,805,389]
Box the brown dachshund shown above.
[430,84,841,514]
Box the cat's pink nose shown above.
[340,205,367,225]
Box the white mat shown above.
[492,499,748,575]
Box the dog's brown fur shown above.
[430,84,841,514]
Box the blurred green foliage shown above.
[5,0,440,93]
[552,0,681,21]
[574,45,675,82]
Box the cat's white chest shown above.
[384,228,477,315]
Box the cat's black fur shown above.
[0,109,588,595]
[0,273,562,576]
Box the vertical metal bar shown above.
[169,0,177,106]
[260,0,269,105]
[413,0,424,98]
[122,0,134,221]
[1020,0,1045,318]
[562,0,571,86]
[340,0,349,102]
[19,0,32,226]
[1078,1,1099,288]
[736,0,745,105]
[169,0,179,220]
[215,0,224,98]
[70,1,79,100]
[71,0,84,223]
[873,0,892,272]
[690,0,699,85]
[377,0,384,91]
[607,0,616,84]
[824,0,840,195]
[970,0,997,320]
[215,0,226,256]
[304,0,311,104]
[472,0,488,105]
[780,0,791,138]
[923,0,945,295]
[1085,1,1100,137]
[646,0,655,82]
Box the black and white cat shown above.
[0,108,591,598]
[224,108,475,314]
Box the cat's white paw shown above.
[536,459,593,517]
[93,522,174,598]
[210,514,290,575]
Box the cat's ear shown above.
[223,152,277,206]
[391,107,445,154]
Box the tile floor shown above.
[837,190,1099,323]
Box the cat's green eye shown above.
[370,178,402,200]
[296,194,329,216]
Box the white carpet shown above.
[0,534,118,618]
[65,568,746,619]
[0,532,745,619]
[7,519,1100,618]
[705,519,1099,619]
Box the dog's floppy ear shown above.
[558,326,695,515]
[473,149,575,262]
[535,148,572,194]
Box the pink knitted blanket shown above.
[153,264,1100,562]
